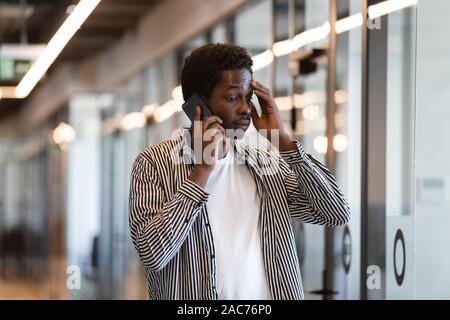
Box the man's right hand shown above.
[186,106,226,189]
[189,105,226,173]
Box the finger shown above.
[254,90,275,114]
[213,130,226,147]
[254,87,271,96]
[194,106,201,121]
[211,128,225,140]
[250,101,259,121]
[208,124,226,139]
[203,115,223,128]
[192,107,203,137]
[210,121,225,130]
[207,122,225,135]
[254,88,271,102]
[204,126,225,143]
[203,115,223,123]
[253,81,270,94]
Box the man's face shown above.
[206,68,253,138]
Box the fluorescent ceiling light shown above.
[368,0,418,19]
[141,103,158,117]
[274,91,347,111]
[273,39,294,57]
[153,100,182,123]
[15,0,101,99]
[252,49,274,71]
[270,0,417,58]
[292,22,330,51]
[335,14,364,34]
[121,112,147,131]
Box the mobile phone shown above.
[182,94,212,123]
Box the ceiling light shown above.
[15,0,101,98]
[292,22,330,51]
[141,103,158,117]
[303,105,320,120]
[313,135,328,154]
[52,122,76,145]
[121,112,146,131]
[335,14,364,34]
[273,39,294,57]
[333,134,348,152]
[153,100,181,123]
[368,0,418,19]
[252,49,274,71]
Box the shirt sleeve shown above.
[278,139,351,226]
[128,153,209,271]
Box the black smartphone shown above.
[182,94,212,123]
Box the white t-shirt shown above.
[204,143,272,300]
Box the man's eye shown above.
[226,97,238,103]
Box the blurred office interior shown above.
[0,0,449,299]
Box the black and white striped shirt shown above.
[128,128,350,300]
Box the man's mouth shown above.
[233,119,250,129]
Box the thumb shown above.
[250,101,259,122]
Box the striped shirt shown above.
[128,128,350,300]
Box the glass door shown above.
[332,0,363,300]
[385,4,416,299]
[413,0,450,299]
[291,0,330,300]
[363,0,417,300]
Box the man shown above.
[129,43,350,300]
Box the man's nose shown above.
[238,99,251,117]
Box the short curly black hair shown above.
[180,43,253,101]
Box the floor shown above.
[0,281,40,300]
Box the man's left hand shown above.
[250,80,297,151]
